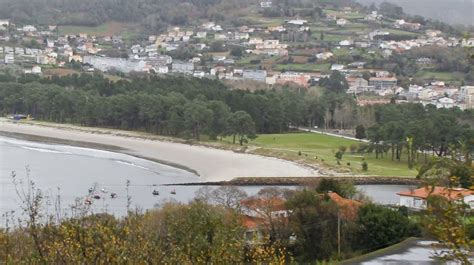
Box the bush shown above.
[362,161,368,171]
[339,146,347,153]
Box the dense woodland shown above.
[0,73,473,156]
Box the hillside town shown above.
[0,2,473,110]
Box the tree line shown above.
[1,73,473,148]
[364,103,474,170]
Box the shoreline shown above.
[0,119,318,181]
[0,131,201,176]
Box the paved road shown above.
[295,126,370,143]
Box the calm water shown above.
[0,136,411,219]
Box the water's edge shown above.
[0,131,201,177]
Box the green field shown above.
[58,21,138,38]
[414,71,464,81]
[249,133,418,177]
[274,63,330,72]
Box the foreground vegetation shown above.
[1,164,472,264]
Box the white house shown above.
[156,66,169,74]
[397,186,474,210]
[22,25,37,32]
[260,1,272,8]
[4,54,14,64]
[0,19,9,27]
[331,64,345,71]
[436,97,455,109]
[461,38,474,48]
[31,66,42,74]
[287,19,307,26]
[336,18,347,26]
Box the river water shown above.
[0,136,412,218]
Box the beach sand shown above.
[0,119,317,181]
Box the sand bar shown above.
[0,119,317,181]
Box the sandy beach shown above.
[0,119,317,181]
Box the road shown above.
[295,126,370,143]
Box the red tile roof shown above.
[397,186,474,200]
[241,215,265,229]
[326,192,362,220]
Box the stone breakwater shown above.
[164,176,422,186]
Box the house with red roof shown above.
[397,186,474,210]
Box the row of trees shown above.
[0,73,345,140]
[1,73,473,149]
[364,103,474,170]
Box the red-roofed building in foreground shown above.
[397,186,474,210]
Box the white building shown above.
[397,186,474,210]
[156,66,169,74]
[22,25,37,32]
[287,19,307,26]
[260,1,272,8]
[4,54,14,64]
[336,18,347,26]
[0,19,9,27]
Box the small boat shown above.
[93,195,101,200]
[100,188,108,193]
[110,192,117,199]
[170,189,176,195]
[88,187,93,193]
[152,190,160,196]
[85,198,92,205]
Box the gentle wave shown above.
[20,146,73,154]
[114,160,151,171]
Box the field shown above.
[274,63,330,72]
[58,21,138,38]
[414,71,464,82]
[248,133,418,177]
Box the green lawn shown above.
[274,63,330,72]
[414,71,464,81]
[58,21,137,37]
[249,133,418,177]
[386,28,419,37]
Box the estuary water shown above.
[0,136,412,219]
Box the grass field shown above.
[58,21,137,37]
[274,63,330,72]
[414,71,464,81]
[248,133,418,177]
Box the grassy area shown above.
[248,133,418,177]
[274,63,330,72]
[414,71,464,81]
[58,21,137,37]
[386,28,419,37]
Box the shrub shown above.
[362,161,368,171]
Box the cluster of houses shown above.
[1,3,474,109]
[344,68,474,109]
[240,185,473,244]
